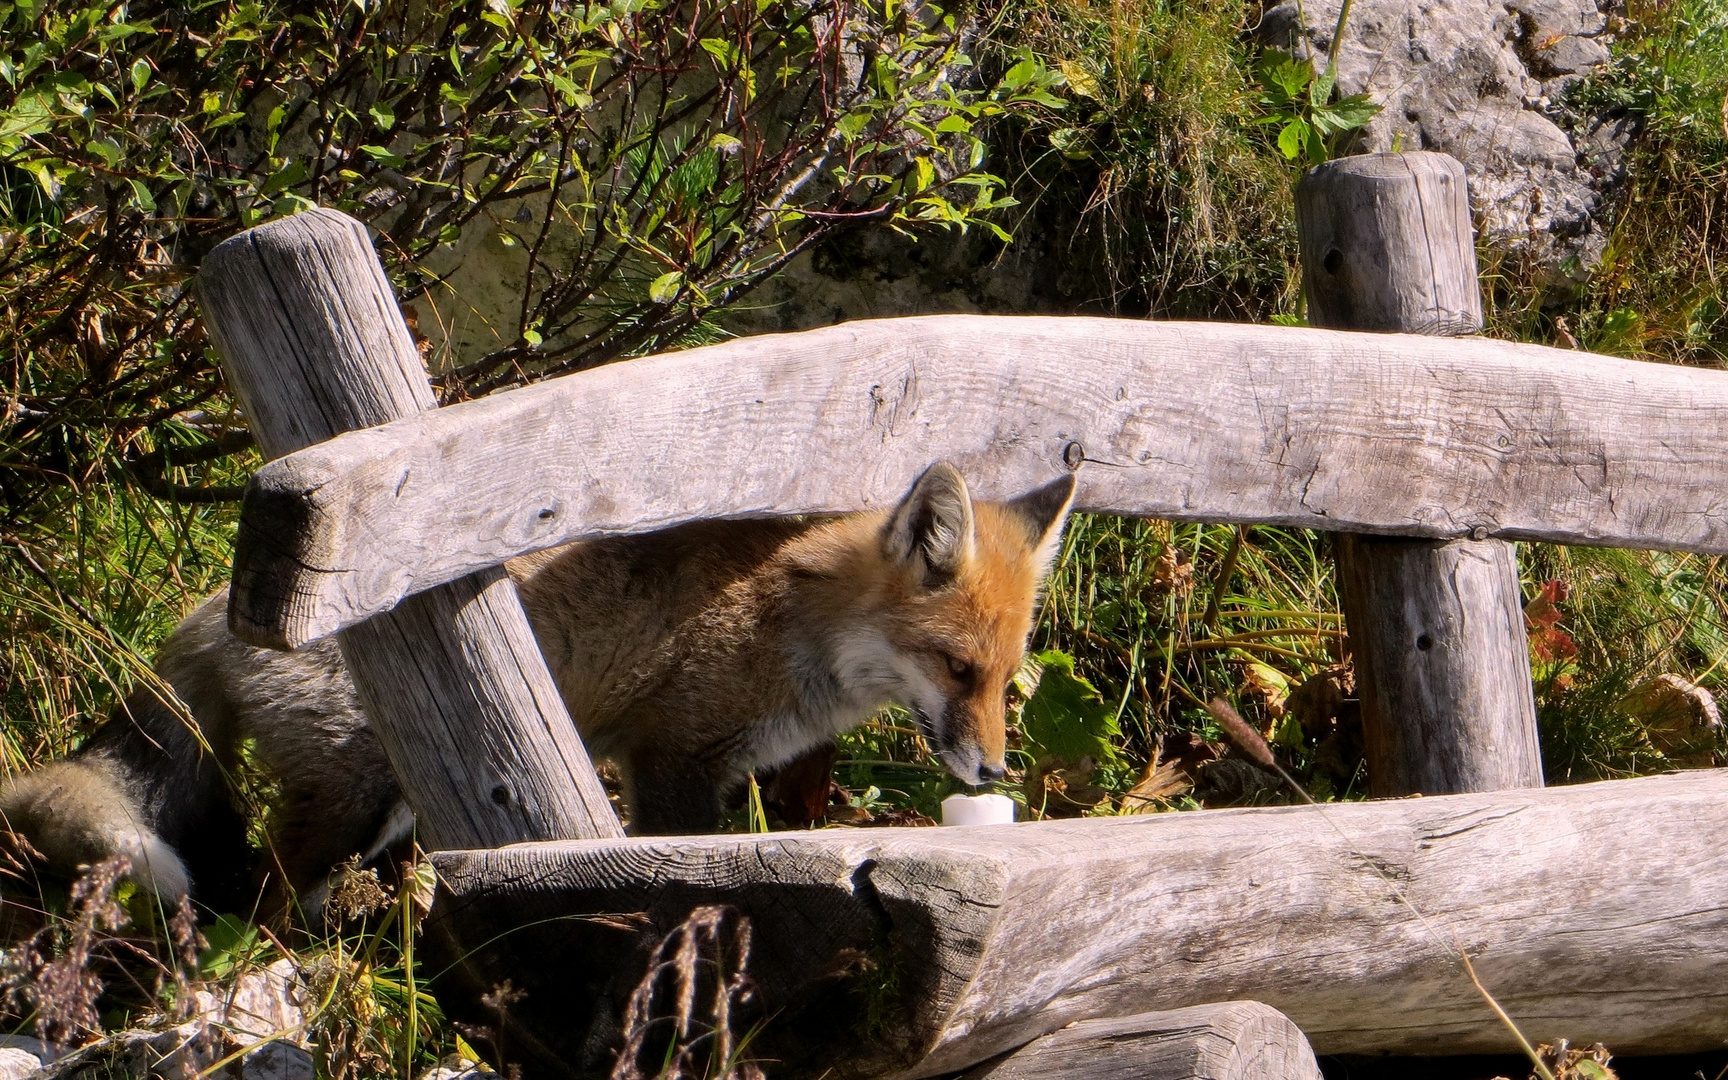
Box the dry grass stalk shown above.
[611,905,762,1080]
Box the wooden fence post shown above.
[196,208,623,848]
[1295,152,1543,796]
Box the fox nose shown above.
[977,763,1007,783]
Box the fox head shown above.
[821,463,1075,786]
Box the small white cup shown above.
[940,793,1017,826]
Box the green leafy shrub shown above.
[0,0,1049,753]
[984,0,1298,320]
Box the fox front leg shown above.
[624,749,725,835]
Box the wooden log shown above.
[423,769,1728,1080]
[230,315,1728,649]
[962,1003,1324,1080]
[1297,151,1542,796]
[196,208,622,848]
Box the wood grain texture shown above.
[196,208,622,847]
[1336,534,1543,795]
[1296,152,1482,335]
[424,769,1728,1080]
[232,313,1728,648]
[1297,151,1541,796]
[960,1003,1324,1080]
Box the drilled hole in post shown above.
[1323,248,1344,274]
[491,784,512,806]
[1415,634,1434,651]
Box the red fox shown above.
[0,464,1074,909]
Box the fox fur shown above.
[0,464,1074,909]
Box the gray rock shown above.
[1273,0,1624,272]
[1508,0,1607,39]
[0,1048,41,1080]
[237,1040,314,1080]
[187,959,306,1048]
[1532,34,1612,75]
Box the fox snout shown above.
[915,693,1009,787]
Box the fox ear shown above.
[884,462,975,587]
[1007,472,1076,574]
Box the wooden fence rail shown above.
[426,768,1728,1079]
[231,312,1728,649]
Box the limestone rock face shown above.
[1261,0,1626,272]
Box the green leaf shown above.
[1303,120,1327,163]
[129,58,150,94]
[1322,94,1382,130]
[1277,118,1306,159]
[1020,650,1120,765]
[361,144,407,169]
[1002,58,1037,91]
[1257,50,1311,101]
[836,109,871,141]
[0,92,56,138]
[85,137,122,167]
[911,155,934,193]
[1309,69,1337,107]
[368,101,395,130]
[199,914,259,978]
[1048,126,1090,159]
[259,158,307,197]
[699,37,739,68]
[648,270,682,304]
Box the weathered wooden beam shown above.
[197,208,623,848]
[423,769,1728,1080]
[231,314,1728,649]
[1297,151,1543,796]
[962,1003,1324,1080]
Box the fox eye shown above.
[944,654,974,679]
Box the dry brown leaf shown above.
[1619,673,1720,764]
[1287,663,1355,738]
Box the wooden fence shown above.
[192,153,1728,1079]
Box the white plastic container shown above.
[940,792,1017,826]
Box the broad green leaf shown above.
[259,158,307,197]
[911,155,934,193]
[1002,58,1037,91]
[648,270,682,303]
[1323,94,1382,129]
[0,92,56,138]
[1277,118,1305,159]
[699,37,739,68]
[1310,69,1337,107]
[361,144,408,169]
[836,109,871,141]
[85,137,122,167]
[1020,649,1120,765]
[129,58,150,94]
